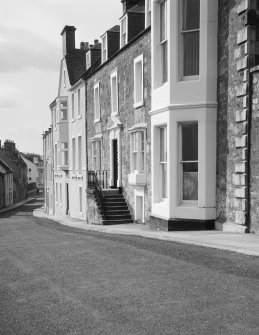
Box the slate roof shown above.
[65,49,86,86]
[0,149,27,183]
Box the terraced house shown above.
[43,0,259,234]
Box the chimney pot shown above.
[94,39,99,44]
[60,25,76,56]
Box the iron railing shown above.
[87,170,109,218]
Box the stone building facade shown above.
[85,27,151,224]
[217,0,259,233]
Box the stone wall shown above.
[86,30,151,223]
[250,68,259,233]
[217,0,259,232]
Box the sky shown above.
[0,0,122,154]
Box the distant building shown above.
[21,153,44,192]
[0,158,13,208]
[0,140,27,204]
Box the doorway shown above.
[112,139,118,188]
[66,183,69,215]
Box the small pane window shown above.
[61,142,68,166]
[160,1,168,83]
[181,0,200,77]
[94,83,100,121]
[72,94,75,119]
[134,55,143,107]
[160,126,167,199]
[78,89,81,116]
[180,123,198,201]
[111,72,118,114]
[60,99,67,121]
[78,136,82,174]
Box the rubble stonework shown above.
[86,30,151,223]
[217,0,259,232]
[250,68,259,232]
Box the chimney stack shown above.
[61,25,76,56]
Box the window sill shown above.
[134,101,144,109]
[71,118,75,123]
[181,75,199,82]
[128,173,146,186]
[94,118,100,123]
[77,115,82,120]
[111,111,118,117]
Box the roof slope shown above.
[65,49,86,86]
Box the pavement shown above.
[0,197,36,215]
[32,206,259,257]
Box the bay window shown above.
[60,142,68,166]
[181,0,200,78]
[179,123,198,202]
[130,131,145,174]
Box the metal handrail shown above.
[88,170,108,218]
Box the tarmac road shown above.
[0,198,258,335]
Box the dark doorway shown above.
[66,183,69,215]
[112,139,118,188]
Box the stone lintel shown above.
[238,0,259,15]
[232,173,247,186]
[236,83,248,97]
[235,161,247,173]
[234,187,247,199]
[235,135,247,148]
[235,210,246,225]
[237,56,248,71]
[237,26,256,45]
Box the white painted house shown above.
[149,0,218,230]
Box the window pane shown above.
[162,163,167,198]
[183,31,199,76]
[135,60,143,103]
[160,127,167,162]
[183,0,200,31]
[162,41,168,83]
[160,1,166,42]
[182,123,198,161]
[183,162,198,200]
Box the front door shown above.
[66,183,69,215]
[112,139,118,188]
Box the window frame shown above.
[120,15,128,48]
[110,70,118,115]
[86,50,91,70]
[78,135,82,174]
[60,141,69,166]
[160,0,168,84]
[159,125,168,201]
[101,34,108,63]
[77,88,81,118]
[72,137,76,174]
[71,93,75,120]
[92,140,101,171]
[134,54,144,108]
[130,130,146,175]
[178,122,199,205]
[94,82,101,122]
[180,0,200,81]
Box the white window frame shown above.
[92,140,101,171]
[179,122,198,205]
[60,142,68,166]
[159,125,167,201]
[78,135,82,174]
[101,34,108,63]
[94,82,101,122]
[59,98,68,121]
[180,0,200,80]
[130,131,146,174]
[160,0,168,84]
[54,143,58,171]
[86,50,91,70]
[71,93,75,120]
[60,183,62,204]
[134,54,144,108]
[77,89,81,117]
[110,70,118,115]
[72,137,76,174]
[63,70,66,88]
[120,15,128,48]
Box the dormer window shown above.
[120,16,127,48]
[102,34,107,63]
[86,50,91,70]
